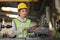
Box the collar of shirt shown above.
[17,16,27,22]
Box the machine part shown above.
[56,19,60,38]
[46,7,53,30]
[6,25,12,28]
[1,25,5,28]
[6,28,13,37]
[34,27,50,38]
[40,14,49,28]
[0,28,7,38]
[0,24,2,31]
[0,27,13,38]
[56,20,60,29]
[57,20,60,25]
[27,25,38,38]
[28,25,50,38]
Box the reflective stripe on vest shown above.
[13,18,31,38]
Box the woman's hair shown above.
[18,8,28,12]
[18,9,21,12]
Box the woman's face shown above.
[19,9,28,18]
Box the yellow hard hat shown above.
[18,3,28,10]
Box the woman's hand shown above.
[22,27,27,31]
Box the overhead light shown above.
[1,7,18,12]
[6,14,18,18]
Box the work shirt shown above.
[12,16,31,37]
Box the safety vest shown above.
[13,18,31,38]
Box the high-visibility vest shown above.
[13,18,31,38]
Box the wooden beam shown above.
[0,0,38,2]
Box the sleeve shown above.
[12,20,16,31]
[29,22,37,28]
[11,20,22,36]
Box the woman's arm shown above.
[11,21,22,36]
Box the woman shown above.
[12,3,31,38]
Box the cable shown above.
[39,0,46,14]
